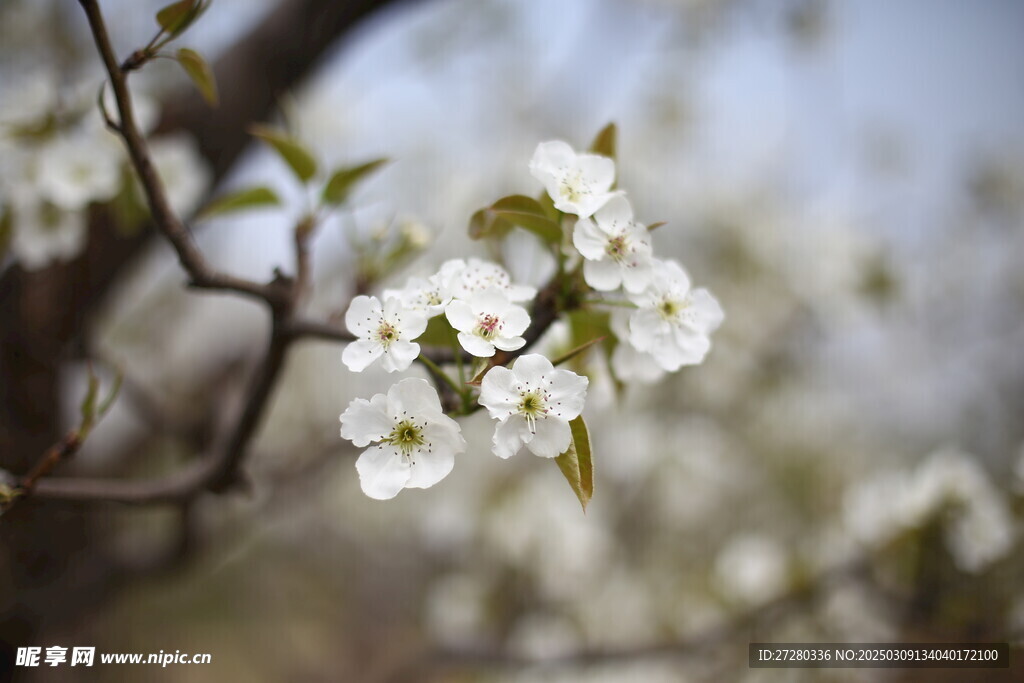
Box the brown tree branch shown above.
[79,0,291,308]
[21,0,570,507]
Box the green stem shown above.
[417,354,463,398]
[448,327,471,412]
[584,298,637,308]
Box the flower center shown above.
[386,419,425,456]
[476,313,502,339]
[517,389,549,432]
[605,233,630,261]
[559,171,589,204]
[658,296,688,321]
[376,320,398,347]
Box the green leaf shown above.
[249,125,318,183]
[647,221,667,231]
[322,158,389,206]
[536,188,560,220]
[550,336,607,367]
[97,371,124,419]
[79,368,101,430]
[554,415,594,512]
[176,48,218,107]
[156,0,206,38]
[197,186,280,219]
[469,195,562,244]
[468,207,510,240]
[416,315,457,347]
[588,122,617,160]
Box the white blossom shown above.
[448,257,535,303]
[478,354,588,459]
[713,534,789,605]
[573,194,653,293]
[609,311,665,384]
[628,259,724,371]
[445,288,529,358]
[340,378,465,499]
[147,133,211,216]
[35,132,122,210]
[844,448,1015,573]
[8,196,87,270]
[529,140,617,219]
[342,295,427,373]
[383,259,465,318]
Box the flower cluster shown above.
[341,255,586,499]
[340,137,723,501]
[529,139,724,380]
[0,73,209,271]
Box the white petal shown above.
[458,332,495,358]
[656,333,711,371]
[506,284,537,302]
[511,353,555,383]
[629,309,671,351]
[593,193,632,229]
[444,299,477,332]
[545,369,588,420]
[380,341,420,372]
[492,417,528,459]
[525,417,572,458]
[388,377,443,417]
[578,153,616,194]
[342,339,383,372]
[339,395,392,446]
[684,288,725,333]
[405,447,455,490]
[437,258,468,283]
[492,335,526,352]
[653,258,691,294]
[573,218,610,260]
[529,140,576,176]
[611,342,665,384]
[500,305,531,336]
[479,366,520,418]
[574,190,619,220]
[621,258,654,294]
[345,295,381,337]
[355,445,411,500]
[473,286,512,314]
[400,308,429,340]
[583,258,624,291]
[422,417,467,456]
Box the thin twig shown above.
[78,0,288,308]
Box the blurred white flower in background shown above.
[340,377,466,499]
[146,133,212,216]
[479,354,588,459]
[529,140,618,218]
[35,131,122,211]
[844,448,1015,573]
[713,533,790,605]
[8,196,87,270]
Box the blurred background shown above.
[2,0,1023,680]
